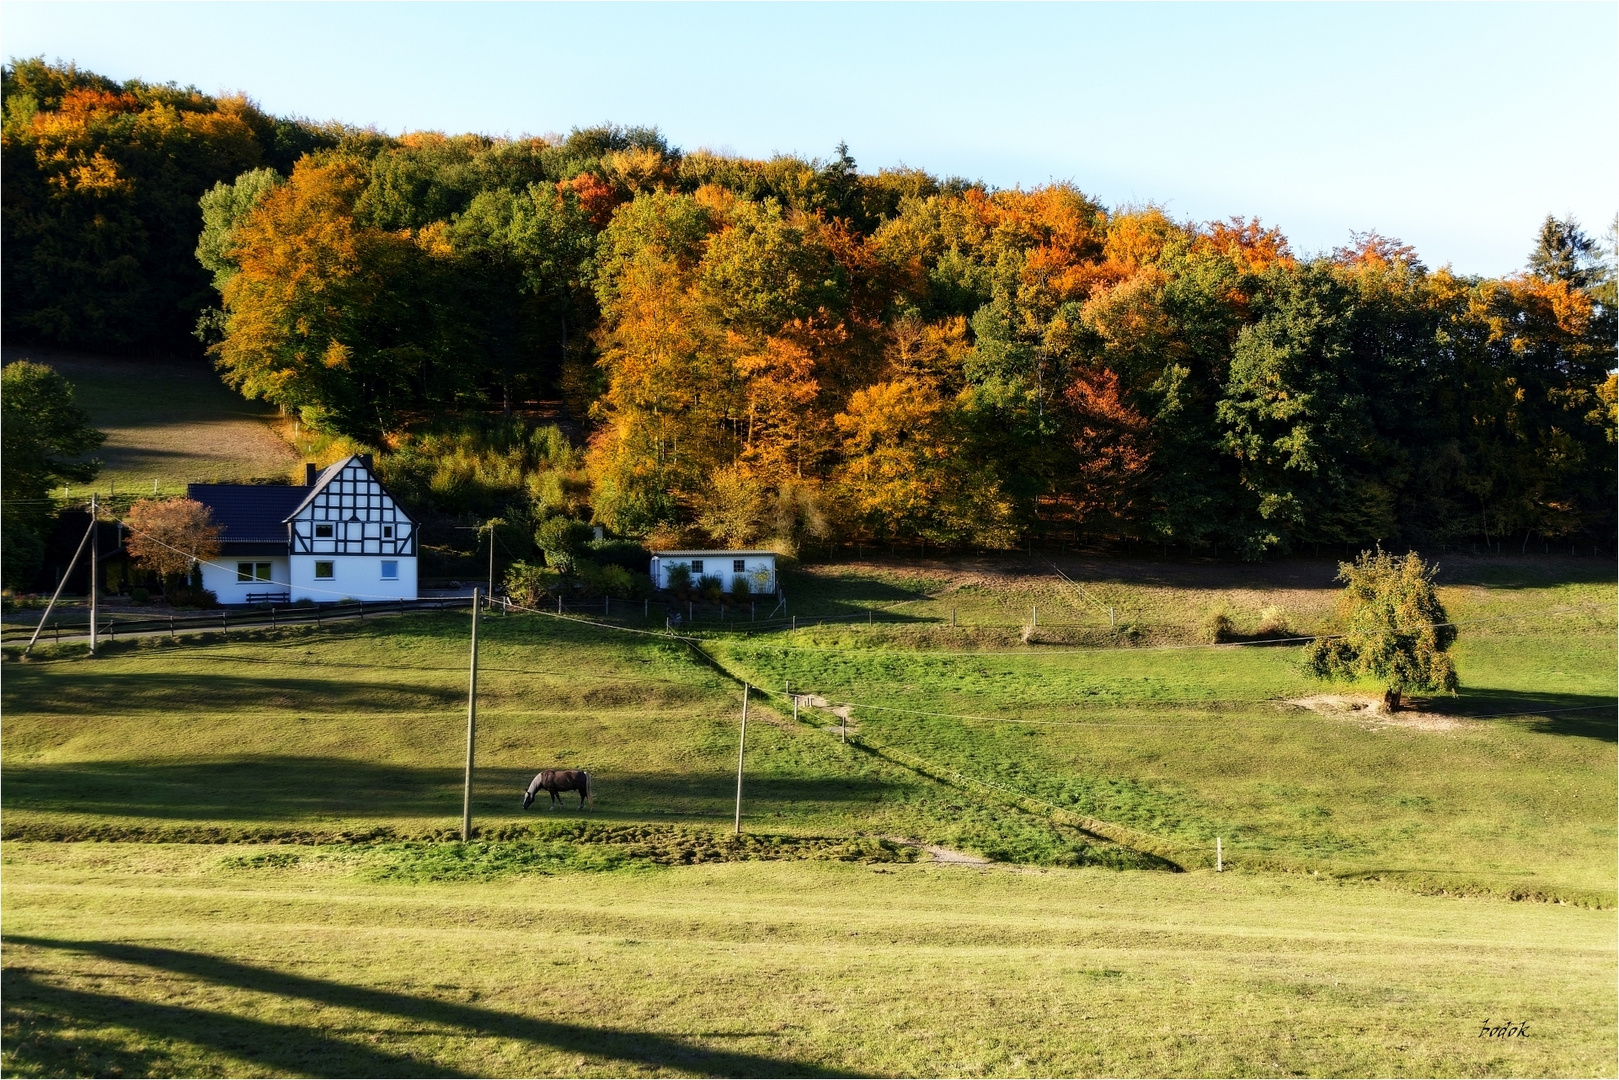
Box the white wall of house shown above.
[289,553,417,602]
[649,552,776,594]
[201,557,292,603]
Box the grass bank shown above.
[4,844,1612,1078]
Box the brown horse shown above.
[523,769,593,810]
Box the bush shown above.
[535,516,594,574]
[130,587,150,604]
[664,563,692,598]
[505,560,562,606]
[1256,605,1291,637]
[729,574,752,603]
[292,597,316,608]
[586,538,650,574]
[697,574,724,604]
[1201,611,1234,643]
[1303,549,1457,711]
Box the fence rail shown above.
[2,597,473,645]
[4,593,1068,647]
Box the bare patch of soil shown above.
[1285,694,1473,732]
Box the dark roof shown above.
[187,484,307,545]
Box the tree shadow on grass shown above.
[2,757,909,825]
[4,670,462,716]
[1420,689,1616,742]
[6,937,848,1077]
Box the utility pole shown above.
[734,682,749,835]
[89,493,99,657]
[23,513,96,657]
[462,587,481,842]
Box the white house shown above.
[190,454,419,604]
[648,550,777,595]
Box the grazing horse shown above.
[523,769,592,811]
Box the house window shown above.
[314,561,335,580]
[381,561,398,580]
[255,563,272,582]
[733,559,746,573]
[238,562,272,582]
[382,525,393,539]
[691,560,704,573]
[315,524,334,538]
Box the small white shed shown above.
[649,550,777,595]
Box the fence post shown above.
[168,617,174,639]
[270,607,277,627]
[221,611,228,631]
[558,595,563,615]
[792,615,797,630]
[605,595,610,616]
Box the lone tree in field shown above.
[123,498,222,594]
[1304,550,1457,712]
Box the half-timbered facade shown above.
[190,455,419,604]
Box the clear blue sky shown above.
[4,2,1614,276]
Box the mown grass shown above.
[2,347,301,494]
[1,613,1148,869]
[2,556,1613,1076]
[4,556,1614,900]
[4,844,1613,1078]
[710,565,1616,903]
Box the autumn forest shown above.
[4,58,1614,558]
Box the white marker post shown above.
[1216,837,1223,872]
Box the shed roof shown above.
[651,550,778,558]
[187,484,307,545]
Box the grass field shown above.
[3,555,1615,1075]
[2,346,301,495]
[4,847,1614,1078]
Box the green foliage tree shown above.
[0,360,106,587]
[1,58,341,351]
[1303,550,1458,711]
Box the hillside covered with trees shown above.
[4,59,1614,558]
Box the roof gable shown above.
[283,455,415,524]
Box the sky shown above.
[3,1,1615,276]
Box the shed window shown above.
[315,524,334,538]
[381,561,398,580]
[691,560,704,573]
[314,561,335,580]
[733,559,746,573]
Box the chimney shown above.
[304,463,318,486]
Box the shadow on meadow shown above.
[2,757,909,824]
[1434,689,1617,742]
[3,937,847,1078]
[4,670,464,716]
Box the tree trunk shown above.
[1382,687,1401,713]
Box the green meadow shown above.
[3,555,1614,1075]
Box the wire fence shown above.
[0,596,473,645]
